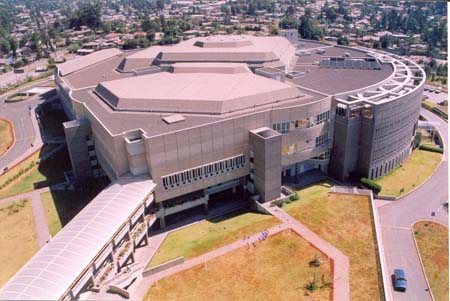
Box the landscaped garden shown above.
[145,230,332,300]
[5,93,32,103]
[41,178,110,236]
[282,180,383,301]
[373,149,442,197]
[413,221,449,301]
[0,119,14,156]
[0,145,70,199]
[0,199,39,287]
[148,208,279,268]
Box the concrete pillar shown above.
[158,202,166,229]
[249,127,282,202]
[203,189,209,214]
[203,198,209,214]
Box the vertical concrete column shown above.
[158,202,166,229]
[249,127,282,202]
[203,189,209,214]
[63,119,93,180]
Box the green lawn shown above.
[283,181,383,301]
[148,208,280,268]
[414,222,449,301]
[146,230,332,301]
[374,149,442,197]
[0,119,13,156]
[0,145,71,199]
[41,179,109,236]
[0,199,39,287]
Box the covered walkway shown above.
[0,174,155,300]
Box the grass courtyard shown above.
[146,230,332,301]
[148,208,279,268]
[374,149,442,197]
[0,199,39,287]
[0,118,13,156]
[413,221,449,301]
[283,180,383,300]
[0,145,70,199]
[41,178,110,236]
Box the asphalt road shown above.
[423,90,448,105]
[378,108,448,301]
[0,81,51,171]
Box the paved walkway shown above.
[262,204,350,301]
[29,190,51,246]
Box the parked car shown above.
[393,269,408,292]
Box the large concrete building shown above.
[0,34,425,300]
[57,34,424,208]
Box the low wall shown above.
[107,285,130,299]
[376,195,397,201]
[142,256,184,277]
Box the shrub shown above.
[305,280,318,292]
[360,177,381,194]
[289,192,299,201]
[419,144,444,154]
[309,254,323,267]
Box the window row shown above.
[162,155,245,189]
[272,111,330,134]
[315,132,329,147]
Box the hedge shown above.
[421,101,434,111]
[360,177,381,194]
[431,107,448,120]
[419,144,444,154]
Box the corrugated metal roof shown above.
[0,175,155,301]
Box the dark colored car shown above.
[393,269,408,292]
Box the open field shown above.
[145,230,332,301]
[283,181,383,300]
[148,208,280,268]
[0,119,14,156]
[41,178,110,236]
[0,145,70,199]
[413,222,449,301]
[0,199,39,287]
[374,149,442,197]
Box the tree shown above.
[337,36,349,46]
[0,38,10,55]
[69,2,103,32]
[280,17,298,30]
[269,24,278,36]
[146,31,155,42]
[123,39,138,50]
[298,15,322,41]
[380,36,390,49]
[156,0,164,10]
[7,36,18,57]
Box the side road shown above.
[377,108,448,301]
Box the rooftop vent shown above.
[162,114,186,124]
